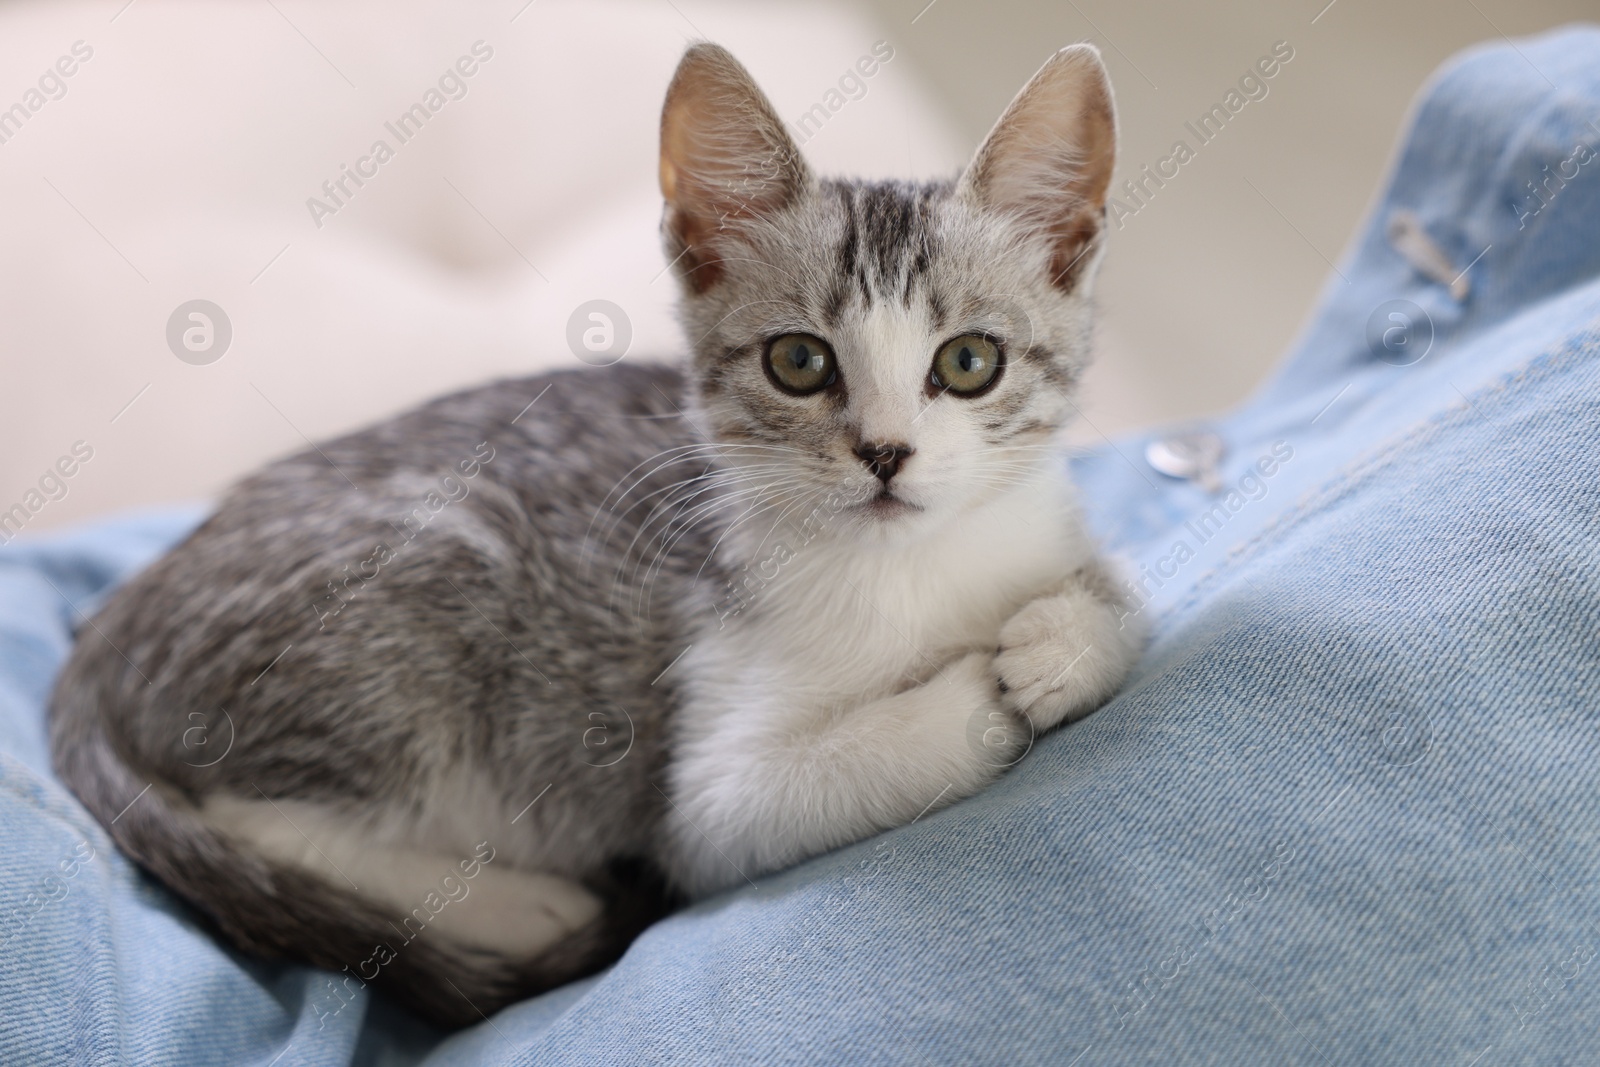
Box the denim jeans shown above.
[3,24,1599,1067]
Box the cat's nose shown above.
[855,442,914,483]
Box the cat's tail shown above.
[48,675,669,1029]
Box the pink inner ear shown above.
[661,144,794,294]
[1049,211,1105,292]
[659,45,807,294]
[660,152,729,294]
[963,47,1118,294]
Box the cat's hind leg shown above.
[198,795,603,958]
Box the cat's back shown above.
[238,360,699,541]
[52,361,712,803]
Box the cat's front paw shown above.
[932,650,1027,787]
[995,581,1141,732]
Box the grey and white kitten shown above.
[50,43,1139,1027]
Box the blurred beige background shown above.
[0,0,1592,535]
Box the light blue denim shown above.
[3,24,1600,1065]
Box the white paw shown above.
[936,649,1029,781]
[996,582,1141,732]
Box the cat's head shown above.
[659,42,1117,544]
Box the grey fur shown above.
[51,366,710,1026]
[51,42,1121,1027]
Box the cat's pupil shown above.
[959,347,980,372]
[792,344,812,369]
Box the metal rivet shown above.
[1145,431,1225,492]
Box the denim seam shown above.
[1163,316,1600,629]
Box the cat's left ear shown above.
[958,44,1117,293]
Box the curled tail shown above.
[49,673,671,1029]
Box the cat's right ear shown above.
[660,43,809,294]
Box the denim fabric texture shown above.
[2,25,1598,1066]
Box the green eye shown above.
[930,334,1003,395]
[765,333,837,395]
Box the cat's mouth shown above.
[858,488,923,517]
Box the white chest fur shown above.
[665,468,1094,893]
[714,472,1084,697]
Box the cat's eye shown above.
[765,333,837,395]
[930,335,1003,396]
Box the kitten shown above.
[49,42,1140,1027]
